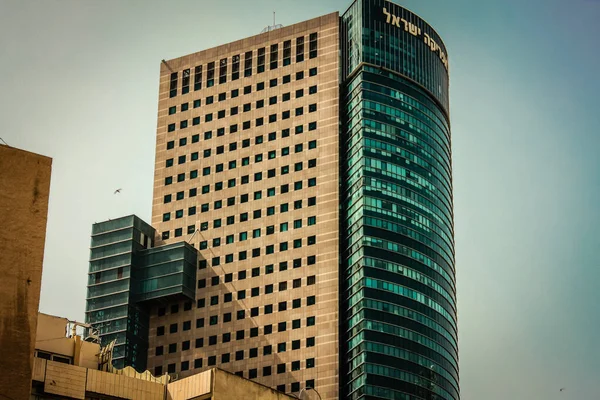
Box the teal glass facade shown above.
[341,1,458,399]
[86,215,197,371]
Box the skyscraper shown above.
[88,1,458,399]
[150,12,341,399]
[340,2,457,399]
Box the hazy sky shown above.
[1,0,599,399]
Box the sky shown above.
[1,0,599,399]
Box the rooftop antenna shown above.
[260,10,283,33]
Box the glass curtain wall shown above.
[341,1,458,399]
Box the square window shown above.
[292,361,300,371]
[263,366,272,376]
[292,319,301,329]
[278,342,286,353]
[264,324,273,334]
[307,337,315,347]
[292,340,301,350]
[277,364,286,374]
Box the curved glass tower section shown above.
[341,1,458,399]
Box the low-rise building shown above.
[30,312,295,400]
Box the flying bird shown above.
[560,388,566,392]
[114,188,122,194]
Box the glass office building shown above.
[341,1,458,399]
[86,215,198,371]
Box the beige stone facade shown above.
[31,359,294,400]
[149,13,340,399]
[0,145,51,400]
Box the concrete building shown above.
[86,0,458,399]
[32,312,293,400]
[0,144,52,400]
[149,12,340,399]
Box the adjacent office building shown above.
[87,0,458,399]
